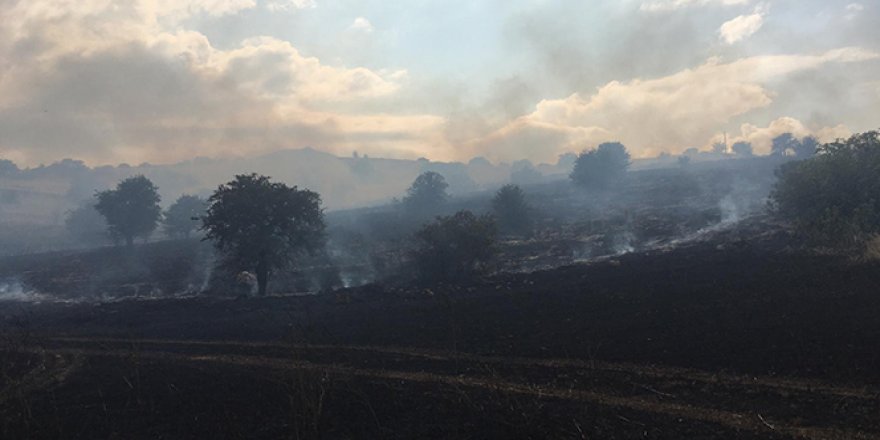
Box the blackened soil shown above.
[2,236,880,439]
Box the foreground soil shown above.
[2,231,880,439]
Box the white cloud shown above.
[265,0,316,12]
[0,0,427,166]
[640,0,749,12]
[846,3,865,12]
[466,48,878,162]
[718,4,768,44]
[349,17,374,33]
[845,3,865,20]
[212,36,402,102]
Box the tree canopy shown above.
[164,194,207,239]
[770,130,880,249]
[94,175,161,246]
[201,173,325,296]
[771,133,819,158]
[570,142,631,188]
[403,171,448,213]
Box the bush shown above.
[769,130,880,248]
[412,210,496,282]
[570,142,631,188]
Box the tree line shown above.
[75,128,880,295]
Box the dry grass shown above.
[863,235,880,261]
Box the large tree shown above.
[94,175,161,247]
[201,174,325,296]
[403,171,449,213]
[570,142,631,189]
[163,194,207,239]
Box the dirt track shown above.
[16,336,879,440]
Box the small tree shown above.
[492,184,532,236]
[412,210,496,281]
[771,133,797,156]
[731,141,753,157]
[164,194,207,239]
[202,174,325,296]
[771,133,820,158]
[94,175,161,246]
[403,171,448,213]
[570,142,631,188]
[770,130,880,249]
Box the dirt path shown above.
[28,336,880,440]
[49,336,880,399]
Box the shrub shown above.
[769,130,880,249]
[412,210,496,281]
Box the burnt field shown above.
[2,219,880,439]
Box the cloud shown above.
[265,0,316,12]
[845,3,864,20]
[718,4,767,44]
[0,0,429,166]
[1,0,879,168]
[349,17,374,33]
[640,0,750,12]
[466,48,878,162]
[214,36,402,102]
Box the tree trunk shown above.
[256,257,269,296]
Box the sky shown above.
[0,0,877,166]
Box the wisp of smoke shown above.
[0,278,53,302]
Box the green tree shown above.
[412,210,496,281]
[94,175,161,246]
[570,142,631,188]
[492,184,532,236]
[403,171,448,213]
[163,194,207,239]
[202,174,325,296]
[770,130,880,248]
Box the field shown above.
[2,216,879,439]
